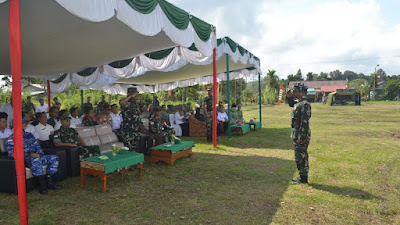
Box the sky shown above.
[169,0,400,79]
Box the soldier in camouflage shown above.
[286,83,311,184]
[23,96,35,113]
[204,88,213,142]
[6,117,62,194]
[120,87,141,152]
[96,95,108,114]
[53,115,100,158]
[147,106,173,149]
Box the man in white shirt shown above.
[34,112,55,148]
[110,104,123,141]
[0,112,13,139]
[36,99,49,113]
[217,107,228,135]
[69,107,82,127]
[0,101,13,129]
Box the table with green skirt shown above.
[231,124,251,136]
[80,150,144,192]
[150,141,195,166]
[246,121,261,131]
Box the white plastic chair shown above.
[169,114,182,136]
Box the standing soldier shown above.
[286,83,311,184]
[23,96,35,113]
[96,95,108,114]
[53,115,100,158]
[119,87,141,152]
[83,96,93,112]
[52,97,61,109]
[204,87,213,142]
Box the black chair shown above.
[0,149,67,194]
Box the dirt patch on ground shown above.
[380,131,400,139]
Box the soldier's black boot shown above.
[292,176,308,184]
[38,176,48,194]
[207,135,212,142]
[46,175,62,190]
[300,175,308,184]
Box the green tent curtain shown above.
[125,0,212,41]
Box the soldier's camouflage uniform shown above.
[23,102,35,113]
[121,99,141,152]
[83,118,98,126]
[204,95,213,141]
[291,96,311,177]
[83,102,93,112]
[96,100,108,114]
[6,132,59,177]
[147,117,172,148]
[53,126,100,158]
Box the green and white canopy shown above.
[50,36,260,92]
[0,0,216,76]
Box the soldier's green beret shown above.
[60,115,70,121]
[153,106,161,112]
[293,83,308,92]
[127,87,138,93]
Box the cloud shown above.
[169,0,400,78]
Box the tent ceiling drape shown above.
[48,36,261,93]
[0,0,216,76]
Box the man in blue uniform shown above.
[6,117,62,194]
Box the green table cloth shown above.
[246,121,261,130]
[82,150,144,174]
[231,124,250,135]
[151,141,195,154]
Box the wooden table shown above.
[80,151,144,193]
[150,141,195,166]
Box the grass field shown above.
[1,102,399,224]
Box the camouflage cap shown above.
[127,87,138,93]
[207,87,212,91]
[60,115,70,121]
[293,83,308,92]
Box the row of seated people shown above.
[0,104,173,194]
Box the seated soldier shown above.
[195,104,206,122]
[147,106,173,149]
[53,115,100,158]
[97,104,112,125]
[6,117,62,194]
[0,112,13,139]
[54,109,76,130]
[82,108,98,126]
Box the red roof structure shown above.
[289,80,347,92]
